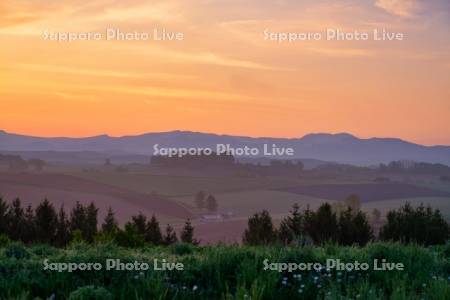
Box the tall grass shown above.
[0,242,449,299]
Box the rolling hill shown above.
[1,130,450,165]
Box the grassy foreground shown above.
[0,242,449,300]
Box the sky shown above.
[0,0,449,145]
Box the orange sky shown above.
[1,0,449,145]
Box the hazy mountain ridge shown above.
[1,130,449,165]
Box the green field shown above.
[1,242,449,300]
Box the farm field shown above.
[276,183,450,202]
[0,172,191,225]
[175,190,331,217]
[2,169,449,243]
[64,170,302,196]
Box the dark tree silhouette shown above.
[278,203,303,245]
[0,197,10,236]
[380,203,449,245]
[115,224,145,248]
[180,219,199,245]
[34,199,58,244]
[145,215,163,245]
[85,202,98,243]
[22,205,36,244]
[302,203,339,245]
[101,207,119,235]
[70,202,86,235]
[243,210,276,245]
[338,207,373,246]
[163,224,178,245]
[55,206,70,247]
[7,198,26,241]
[129,213,147,236]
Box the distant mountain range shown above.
[1,130,450,166]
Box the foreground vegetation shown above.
[0,196,449,299]
[0,241,449,300]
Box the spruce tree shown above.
[0,197,10,236]
[130,213,147,236]
[180,219,199,245]
[243,210,276,245]
[70,202,86,235]
[34,199,58,244]
[310,203,338,244]
[351,210,373,246]
[85,202,98,243]
[163,224,178,245]
[22,205,36,244]
[101,207,118,235]
[145,215,163,245]
[7,198,26,241]
[55,206,70,247]
[278,203,303,245]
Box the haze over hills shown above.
[1,130,450,166]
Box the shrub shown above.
[0,234,11,247]
[170,242,195,256]
[4,242,30,259]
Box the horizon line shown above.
[2,128,449,148]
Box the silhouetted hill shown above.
[1,130,449,165]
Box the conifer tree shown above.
[0,197,10,236]
[70,202,86,234]
[278,203,303,245]
[180,219,199,245]
[34,199,58,244]
[307,203,338,244]
[163,224,178,245]
[243,210,276,245]
[22,205,36,244]
[85,202,98,243]
[129,213,147,236]
[55,206,70,247]
[7,198,26,241]
[145,215,163,245]
[101,207,119,235]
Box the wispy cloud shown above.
[15,63,195,80]
[306,47,374,57]
[374,0,421,17]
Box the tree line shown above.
[243,202,449,246]
[194,191,218,211]
[0,154,45,172]
[0,198,198,247]
[1,197,448,248]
